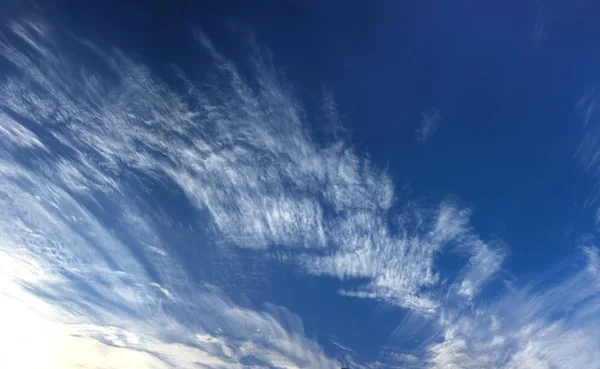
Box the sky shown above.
[1,0,600,368]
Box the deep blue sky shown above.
[2,1,600,368]
[39,0,600,266]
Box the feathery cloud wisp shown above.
[0,18,500,315]
[416,108,441,143]
[0,18,343,369]
[425,247,600,369]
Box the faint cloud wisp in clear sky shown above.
[416,108,441,143]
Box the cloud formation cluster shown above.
[0,117,340,368]
[1,15,599,369]
[0,18,340,369]
[0,18,501,315]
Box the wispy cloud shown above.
[0,17,501,317]
[415,108,441,143]
[0,133,340,368]
[301,201,504,312]
[424,246,600,369]
[531,5,548,47]
[575,89,600,227]
[0,18,341,369]
[1,14,597,369]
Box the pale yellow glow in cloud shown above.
[0,284,234,369]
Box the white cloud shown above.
[389,352,420,365]
[577,89,597,128]
[2,15,597,369]
[456,238,506,299]
[0,153,340,369]
[0,18,502,316]
[575,89,600,227]
[424,247,600,369]
[302,202,504,312]
[0,112,47,150]
[0,18,342,369]
[415,108,441,143]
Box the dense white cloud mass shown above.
[1,15,599,369]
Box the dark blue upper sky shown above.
[40,0,600,266]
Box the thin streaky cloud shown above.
[0,18,340,369]
[424,247,600,369]
[0,18,500,315]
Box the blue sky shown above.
[1,1,600,368]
